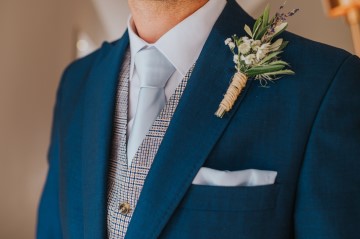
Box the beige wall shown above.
[0,0,109,238]
[0,0,356,238]
[91,0,129,41]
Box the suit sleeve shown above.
[36,68,68,239]
[294,55,360,238]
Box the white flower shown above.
[241,54,256,65]
[233,54,239,64]
[228,42,235,50]
[256,43,271,60]
[241,37,252,44]
[224,38,232,45]
[251,40,262,51]
[238,42,251,55]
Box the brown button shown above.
[119,202,131,215]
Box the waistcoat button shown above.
[119,202,131,215]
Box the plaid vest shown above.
[107,49,194,238]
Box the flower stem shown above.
[215,72,248,118]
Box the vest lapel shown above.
[81,32,129,238]
[125,1,255,238]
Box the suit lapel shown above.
[81,32,129,238]
[125,1,255,238]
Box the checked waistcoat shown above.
[107,49,194,238]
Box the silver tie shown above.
[127,47,176,165]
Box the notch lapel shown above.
[81,33,129,238]
[125,1,255,238]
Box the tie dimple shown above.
[127,47,176,164]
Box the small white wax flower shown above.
[228,42,235,50]
[241,54,256,65]
[241,37,251,44]
[225,38,232,45]
[256,43,271,60]
[251,40,262,51]
[256,50,266,61]
[233,54,239,64]
[238,42,251,55]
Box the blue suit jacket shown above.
[37,0,360,238]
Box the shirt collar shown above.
[127,0,226,79]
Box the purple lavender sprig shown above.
[262,3,299,42]
[251,3,299,43]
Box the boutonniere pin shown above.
[215,3,299,118]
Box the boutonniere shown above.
[215,3,299,118]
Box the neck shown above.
[128,0,209,43]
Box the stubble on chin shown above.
[129,0,186,7]
[129,0,189,13]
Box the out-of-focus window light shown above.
[77,39,89,52]
[76,32,97,58]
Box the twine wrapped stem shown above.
[215,71,248,118]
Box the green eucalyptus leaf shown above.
[275,22,288,34]
[264,69,295,76]
[246,64,285,76]
[271,22,288,39]
[270,38,283,51]
[266,64,286,70]
[268,60,289,66]
[244,24,253,38]
[278,41,289,51]
[262,4,271,29]
[258,51,283,65]
[253,17,262,36]
[254,27,268,40]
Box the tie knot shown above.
[134,47,175,88]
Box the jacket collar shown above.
[81,32,130,238]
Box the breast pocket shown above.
[160,184,282,239]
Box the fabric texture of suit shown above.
[37,0,360,238]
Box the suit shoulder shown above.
[270,31,359,104]
[282,30,352,65]
[59,38,122,90]
[64,40,119,79]
[279,30,358,91]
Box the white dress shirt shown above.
[127,0,226,137]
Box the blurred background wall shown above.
[0,0,355,238]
